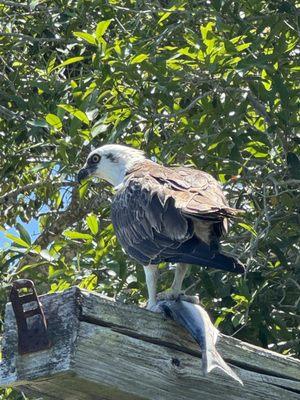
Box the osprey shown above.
[78,144,244,310]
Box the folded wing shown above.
[111,173,194,265]
[111,161,244,273]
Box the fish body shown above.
[158,299,243,385]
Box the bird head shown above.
[77,144,146,187]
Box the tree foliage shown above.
[0,1,299,395]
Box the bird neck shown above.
[109,156,146,188]
[102,165,127,188]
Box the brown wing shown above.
[126,160,241,239]
[171,167,236,217]
[129,161,238,215]
[111,172,193,266]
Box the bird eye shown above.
[91,154,101,164]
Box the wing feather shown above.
[111,161,241,265]
[111,174,192,265]
[139,162,240,221]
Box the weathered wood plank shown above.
[74,322,300,400]
[0,287,299,400]
[78,289,300,381]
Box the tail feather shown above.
[166,250,245,274]
[164,235,245,274]
[204,349,244,385]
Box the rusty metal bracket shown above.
[9,279,51,355]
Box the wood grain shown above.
[0,287,299,400]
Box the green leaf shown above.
[232,293,249,306]
[79,181,89,197]
[157,5,177,24]
[91,121,109,138]
[214,315,225,328]
[158,12,171,24]
[261,69,272,91]
[16,261,49,274]
[232,313,244,328]
[73,31,96,45]
[16,223,31,245]
[130,54,149,64]
[58,104,90,125]
[40,249,55,261]
[224,40,236,53]
[64,230,93,240]
[46,113,62,129]
[95,20,111,39]
[27,119,48,128]
[86,214,99,235]
[238,222,257,237]
[287,152,300,179]
[269,243,288,266]
[236,42,251,52]
[244,141,269,158]
[200,21,214,41]
[6,233,30,248]
[52,56,85,71]
[47,54,56,74]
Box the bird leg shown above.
[143,264,160,311]
[157,263,199,304]
[171,262,189,294]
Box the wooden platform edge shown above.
[0,287,299,400]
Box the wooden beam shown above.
[0,287,299,400]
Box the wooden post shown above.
[0,287,299,400]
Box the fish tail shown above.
[203,349,243,385]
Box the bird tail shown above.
[167,248,245,274]
[203,348,243,385]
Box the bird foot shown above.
[145,302,163,313]
[157,290,199,305]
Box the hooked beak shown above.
[77,167,91,184]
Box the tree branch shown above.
[0,32,75,43]
[147,90,215,120]
[16,185,111,269]
[0,104,24,121]
[0,181,77,205]
[0,0,30,9]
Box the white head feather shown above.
[85,144,146,187]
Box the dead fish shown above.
[157,298,243,385]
